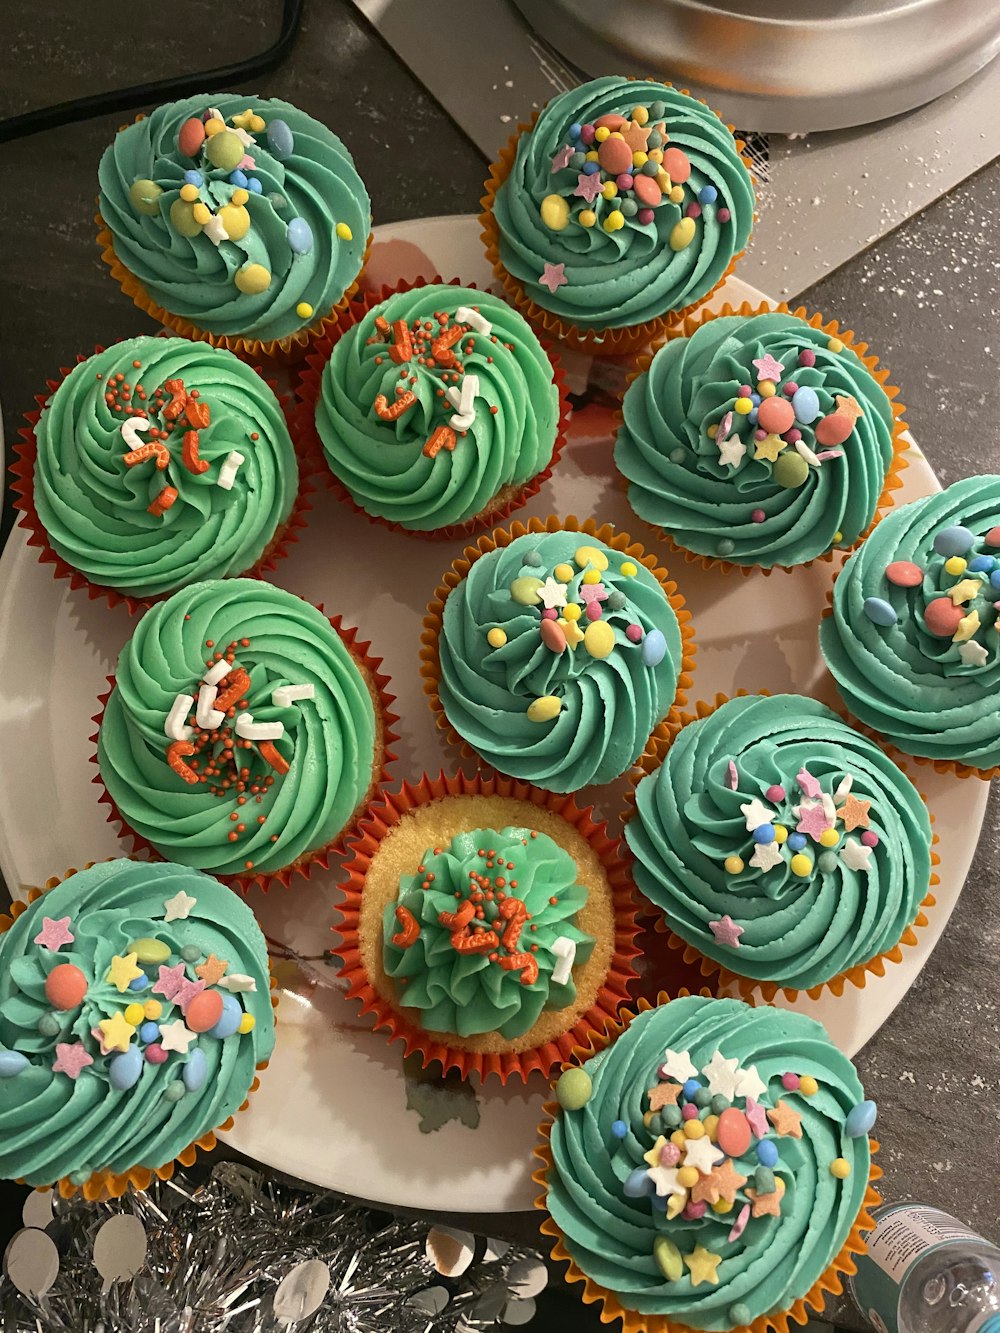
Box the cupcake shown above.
[96,577,395,889]
[615,305,906,571]
[482,75,754,354]
[625,694,935,999]
[302,281,568,537]
[0,859,275,1198]
[820,475,1000,776]
[336,772,638,1080]
[421,519,696,792]
[537,994,881,1333]
[12,336,300,608]
[97,95,371,356]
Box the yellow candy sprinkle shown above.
[234,263,272,294]
[563,604,582,621]
[123,1003,145,1027]
[230,187,250,206]
[336,222,353,241]
[666,1193,687,1220]
[827,337,844,353]
[669,185,685,205]
[582,568,601,585]
[238,1013,255,1034]
[670,216,696,250]
[791,853,813,878]
[833,530,844,543]
[603,209,625,232]
[554,563,575,583]
[487,628,507,648]
[180,183,200,202]
[656,171,671,192]
[584,620,615,659]
[724,855,744,874]
[143,999,162,1020]
[620,561,638,576]
[703,1114,719,1140]
[203,117,225,137]
[649,148,663,164]
[578,209,597,228]
[575,545,608,571]
[945,556,967,576]
[169,199,202,237]
[671,1129,687,1149]
[632,150,648,167]
[830,1158,851,1178]
[541,193,570,230]
[585,150,599,162]
[683,1119,705,1140]
[191,202,211,225]
[776,1177,786,1194]
[219,204,250,241]
[601,181,618,200]
[296,302,314,319]
[819,828,840,848]
[712,1198,734,1215]
[631,106,649,125]
[561,618,584,647]
[734,397,753,415]
[527,695,562,723]
[758,380,776,397]
[707,423,719,439]
[643,1110,657,1128]
[773,824,788,844]
[594,125,611,142]
[799,1075,818,1096]
[677,1166,699,1188]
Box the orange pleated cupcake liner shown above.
[480,85,754,358]
[615,301,910,579]
[532,991,883,1333]
[10,340,314,616]
[419,515,698,773]
[819,584,1000,782]
[623,691,940,1003]
[333,769,642,1082]
[90,613,399,894]
[0,862,279,1202]
[294,275,572,541]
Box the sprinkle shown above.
[162,889,197,922]
[835,393,865,424]
[749,841,783,872]
[708,915,743,948]
[726,760,738,790]
[827,337,844,353]
[33,916,75,951]
[336,222,353,241]
[52,1042,94,1080]
[836,794,872,830]
[527,695,561,723]
[752,353,785,381]
[840,838,874,872]
[740,797,775,831]
[573,171,603,203]
[958,640,989,667]
[766,1100,803,1137]
[158,1018,197,1054]
[830,1158,852,1178]
[106,953,144,992]
[551,144,574,172]
[723,856,744,875]
[296,302,314,319]
[538,262,568,293]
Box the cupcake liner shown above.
[333,769,641,1082]
[294,276,572,541]
[480,86,754,358]
[532,992,883,1333]
[819,586,1000,782]
[419,515,698,774]
[0,863,279,1202]
[616,301,910,579]
[11,340,315,616]
[90,615,399,894]
[625,691,940,1004]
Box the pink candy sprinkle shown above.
[683,1200,708,1220]
[782,1072,800,1091]
[616,173,634,190]
[754,429,767,441]
[727,760,739,790]
[783,381,799,397]
[729,1203,751,1242]
[766,784,786,802]
[625,623,644,643]
[580,124,596,144]
[585,601,603,621]
[637,207,654,225]
[541,607,558,621]
[738,384,752,398]
[717,207,731,224]
[682,1103,699,1121]
[798,348,816,367]
[752,509,766,524]
[861,831,879,847]
[686,202,702,219]
[660,1143,681,1166]
[784,429,802,444]
[145,1043,168,1065]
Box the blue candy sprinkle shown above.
[933,525,975,558]
[582,161,600,175]
[846,1099,878,1138]
[569,123,582,139]
[757,1139,779,1167]
[128,975,149,991]
[624,1167,653,1198]
[139,1021,160,1043]
[641,629,666,668]
[787,833,807,852]
[207,993,244,1040]
[683,1078,701,1099]
[989,570,1000,590]
[228,169,249,188]
[287,216,314,255]
[791,385,821,424]
[863,596,897,627]
[699,185,718,205]
[183,1048,208,1093]
[108,1046,143,1092]
[612,1119,628,1139]
[0,1051,29,1078]
[183,169,203,187]
[748,409,759,425]
[247,177,263,194]
[749,392,761,407]
[267,118,294,159]
[753,824,776,845]
[968,556,995,573]
[650,1191,668,1212]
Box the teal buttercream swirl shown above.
[547,996,871,1329]
[437,531,685,792]
[820,477,1000,768]
[383,826,594,1038]
[625,695,931,991]
[99,94,370,340]
[316,286,559,530]
[492,76,753,330]
[98,578,377,877]
[615,312,896,568]
[0,860,274,1187]
[32,337,297,598]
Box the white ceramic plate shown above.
[0,217,987,1213]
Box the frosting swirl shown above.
[98,578,378,877]
[0,860,274,1186]
[436,532,685,792]
[382,825,594,1039]
[315,285,560,530]
[547,996,871,1329]
[625,695,932,991]
[820,476,1000,769]
[615,312,896,568]
[32,337,297,598]
[99,94,370,341]
[492,76,753,330]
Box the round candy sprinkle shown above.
[944,556,967,577]
[123,1003,145,1027]
[540,193,570,230]
[575,545,608,571]
[267,118,294,158]
[37,1014,61,1037]
[186,989,224,1033]
[754,1166,776,1195]
[718,538,735,557]
[527,696,561,723]
[180,945,200,963]
[206,130,244,171]
[818,852,839,872]
[717,1108,751,1158]
[734,397,753,415]
[144,1043,168,1065]
[886,560,923,587]
[235,264,272,294]
[129,180,163,216]
[773,824,788,844]
[752,508,766,523]
[924,597,964,638]
[641,629,666,667]
[164,1081,186,1103]
[677,1166,699,1189]
[287,217,314,255]
[827,337,844,353]
[791,386,820,423]
[654,1235,684,1281]
[229,169,248,188]
[784,428,802,444]
[208,993,244,1040]
[683,1078,701,1099]
[139,1021,160,1043]
[143,999,162,1019]
[782,1072,800,1091]
[523,550,544,567]
[846,1099,878,1138]
[511,576,543,605]
[798,348,816,367]
[238,1013,256,1035]
[717,207,731,224]
[625,623,643,643]
[177,117,206,157]
[934,525,975,557]
[584,621,615,659]
[819,828,840,848]
[128,975,148,991]
[991,570,1000,591]
[624,1166,653,1198]
[773,452,810,489]
[790,853,812,877]
[969,556,995,573]
[109,1047,144,1091]
[764,785,785,803]
[669,218,696,251]
[686,202,702,219]
[861,830,880,847]
[815,413,852,446]
[757,381,775,398]
[183,1048,208,1093]
[830,1158,851,1178]
[296,302,314,319]
[730,1305,752,1328]
[753,824,775,845]
[0,1051,29,1078]
[694,1088,712,1108]
[612,1119,628,1139]
[799,1075,819,1095]
[863,597,897,627]
[681,1103,699,1121]
[983,526,1000,547]
[787,832,807,852]
[44,963,87,1011]
[757,1139,779,1167]
[541,620,567,654]
[724,855,744,874]
[699,185,718,205]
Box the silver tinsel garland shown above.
[0,1161,548,1331]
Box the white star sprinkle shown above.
[750,841,784,872]
[717,432,746,469]
[701,1049,741,1099]
[840,838,873,872]
[158,1019,197,1054]
[538,576,568,610]
[162,890,197,923]
[646,1164,687,1198]
[202,213,230,246]
[683,1135,725,1175]
[734,1064,768,1101]
[740,797,776,832]
[958,639,989,667]
[660,1049,698,1082]
[218,973,257,993]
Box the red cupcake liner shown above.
[90,612,399,894]
[10,338,315,616]
[333,770,642,1082]
[293,275,572,542]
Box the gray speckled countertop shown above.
[0,3,997,1326]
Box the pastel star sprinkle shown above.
[218,973,257,994]
[644,1135,670,1169]
[701,1049,741,1100]
[752,433,785,463]
[163,890,197,923]
[620,119,651,153]
[948,578,982,606]
[195,954,228,986]
[747,1183,785,1217]
[796,801,833,842]
[709,915,744,949]
[959,640,989,667]
[579,582,608,605]
[718,431,747,469]
[573,171,603,204]
[551,144,574,172]
[740,798,775,832]
[683,1135,725,1175]
[835,394,864,423]
[752,353,785,382]
[734,1065,768,1101]
[647,1164,686,1198]
[106,953,144,993]
[538,262,568,294]
[96,1011,136,1054]
[953,609,981,643]
[560,617,585,648]
[173,978,206,1014]
[692,1158,747,1206]
[749,841,784,872]
[158,1019,197,1054]
[767,1100,803,1138]
[538,576,568,609]
[744,1096,769,1139]
[840,838,874,872]
[153,962,188,1001]
[647,1082,683,1112]
[836,794,871,831]
[33,916,74,951]
[683,1245,722,1287]
[202,213,230,246]
[796,767,822,798]
[52,1041,93,1080]
[660,1049,698,1083]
